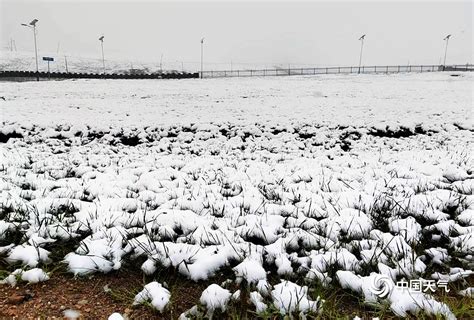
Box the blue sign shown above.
[42,57,54,62]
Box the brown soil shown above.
[0,269,204,320]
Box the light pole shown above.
[443,34,451,69]
[21,19,39,81]
[99,35,105,74]
[200,37,205,79]
[160,54,163,73]
[177,60,184,72]
[358,34,366,74]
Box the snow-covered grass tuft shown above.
[0,73,472,318]
[271,280,322,315]
[199,284,232,314]
[133,281,171,312]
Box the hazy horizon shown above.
[1,0,472,70]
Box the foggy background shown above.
[1,0,472,70]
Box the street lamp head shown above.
[444,34,451,40]
[99,35,104,42]
[359,34,366,40]
[201,37,205,44]
[29,19,38,26]
[21,23,29,27]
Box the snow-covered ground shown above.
[0,50,332,74]
[0,73,473,318]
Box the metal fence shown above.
[201,64,473,78]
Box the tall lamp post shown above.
[200,37,205,79]
[358,34,366,74]
[21,19,39,81]
[99,35,105,74]
[443,34,451,69]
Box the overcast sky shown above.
[1,0,472,69]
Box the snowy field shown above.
[0,73,473,318]
[1,50,292,74]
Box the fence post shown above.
[313,68,316,75]
[398,65,400,73]
[326,68,328,74]
[350,66,353,73]
[250,70,253,76]
[338,67,340,74]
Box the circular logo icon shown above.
[370,274,394,298]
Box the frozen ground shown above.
[0,73,473,318]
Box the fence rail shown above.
[201,64,474,78]
[2,64,472,81]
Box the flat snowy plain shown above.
[0,72,473,319]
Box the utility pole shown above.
[160,54,163,73]
[200,37,204,78]
[358,34,366,74]
[99,35,105,74]
[443,34,451,69]
[21,19,39,81]
[33,23,38,79]
[64,56,69,73]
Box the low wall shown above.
[0,70,199,81]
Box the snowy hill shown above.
[0,50,188,74]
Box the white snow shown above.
[0,269,23,286]
[5,245,51,267]
[199,284,232,312]
[133,281,170,312]
[108,313,125,320]
[21,268,50,283]
[0,73,472,319]
[250,291,268,313]
[458,287,474,297]
[63,309,81,320]
[271,280,321,314]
